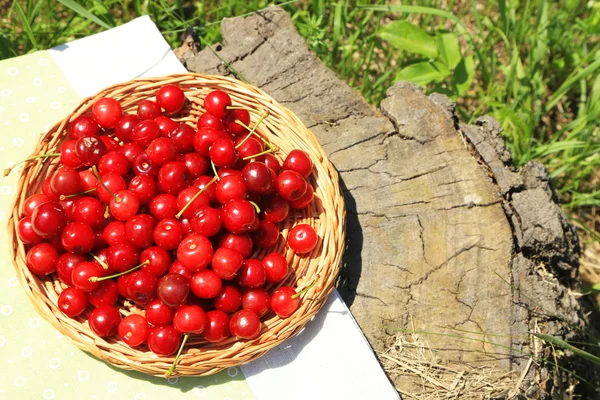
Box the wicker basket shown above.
[7,73,346,377]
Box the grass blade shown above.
[545,58,600,112]
[56,0,112,30]
[12,0,38,50]
[534,333,600,366]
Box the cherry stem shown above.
[59,188,96,200]
[242,147,276,161]
[175,176,218,219]
[234,111,270,150]
[248,200,261,213]
[91,165,120,203]
[88,260,149,282]
[3,153,60,177]
[165,333,189,378]
[211,160,219,181]
[104,204,110,219]
[291,275,320,299]
[226,105,263,115]
[89,253,109,270]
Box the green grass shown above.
[1,0,599,220]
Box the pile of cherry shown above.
[15,84,319,375]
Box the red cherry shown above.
[100,136,120,152]
[107,243,140,272]
[209,138,238,168]
[42,177,60,201]
[221,199,257,234]
[58,287,88,317]
[92,98,122,128]
[176,186,209,219]
[96,172,126,203]
[98,151,129,176]
[132,153,160,178]
[235,135,264,162]
[264,154,281,174]
[137,99,162,120]
[218,234,253,259]
[223,109,250,135]
[251,220,279,248]
[76,136,107,167]
[169,261,194,281]
[271,286,299,318]
[22,193,49,217]
[72,261,103,292]
[149,193,178,220]
[193,127,222,157]
[202,310,230,342]
[262,252,289,284]
[168,124,196,153]
[173,305,206,334]
[103,221,126,246]
[51,166,81,196]
[192,175,218,203]
[242,288,270,317]
[197,113,224,130]
[17,217,43,245]
[60,140,83,169]
[79,170,98,192]
[109,190,140,221]
[229,309,261,339]
[140,246,171,277]
[276,170,307,201]
[211,247,244,280]
[118,314,149,347]
[242,162,273,194]
[132,120,160,147]
[115,114,141,143]
[158,161,191,194]
[204,91,231,118]
[147,138,178,166]
[215,174,247,205]
[190,206,222,237]
[153,218,184,250]
[213,285,242,313]
[190,269,223,299]
[157,84,186,114]
[87,280,118,307]
[26,243,58,275]
[155,116,178,137]
[89,305,121,337]
[117,274,133,299]
[60,197,78,221]
[125,214,156,248]
[147,325,182,356]
[73,197,104,228]
[128,174,158,205]
[90,248,111,273]
[127,270,158,305]
[120,142,145,164]
[69,115,99,139]
[237,259,266,288]
[282,149,313,178]
[289,183,314,209]
[288,224,318,254]
[176,235,213,272]
[61,222,95,255]
[157,274,190,308]
[262,195,289,223]
[181,153,209,178]
[146,299,174,326]
[56,253,85,286]
[31,202,67,238]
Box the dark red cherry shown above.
[237,259,266,288]
[137,99,162,120]
[213,285,242,313]
[127,270,158,305]
[251,220,279,248]
[158,162,190,195]
[242,162,273,194]
[125,214,156,248]
[262,195,289,223]
[69,115,99,140]
[115,114,141,143]
[76,136,106,167]
[56,253,85,286]
[120,142,144,164]
[157,274,190,308]
[242,288,270,317]
[31,202,67,238]
[51,166,81,196]
[132,120,160,147]
[181,153,209,178]
[89,305,121,337]
[223,109,250,135]
[218,233,253,258]
[155,115,178,137]
[168,124,195,153]
[289,183,314,209]
[276,170,307,201]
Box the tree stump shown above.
[185,7,593,398]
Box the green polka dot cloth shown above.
[0,16,400,400]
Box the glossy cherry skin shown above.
[98,151,129,177]
[235,135,264,162]
[181,153,209,178]
[73,197,104,228]
[92,97,122,128]
[173,305,207,334]
[96,172,126,203]
[290,183,314,209]
[87,280,118,307]
[229,309,261,339]
[236,259,266,288]
[103,221,126,246]
[117,274,133,299]
[221,199,257,234]
[176,186,210,219]
[56,253,85,286]
[22,193,49,217]
[242,162,273,195]
[210,138,238,167]
[251,220,279,249]
[58,287,88,317]
[89,305,121,337]
[288,224,318,254]
[276,170,307,201]
[109,190,140,221]
[149,193,178,220]
[153,218,183,250]
[79,170,98,193]
[26,243,58,275]
[176,235,214,272]
[219,233,253,258]
[211,247,244,280]
[155,116,178,137]
[158,162,191,194]
[59,140,83,169]
[125,214,156,248]
[282,149,313,178]
[137,99,162,120]
[215,175,247,205]
[262,252,289,284]
[100,136,120,152]
[72,261,103,292]
[204,90,231,118]
[169,261,194,281]
[223,109,250,135]
[132,153,160,178]
[31,202,67,238]
[115,114,141,143]
[140,246,171,277]
[131,120,160,147]
[213,285,242,313]
[69,115,99,139]
[264,154,281,174]
[51,166,81,196]
[76,136,106,167]
[61,222,95,255]
[60,197,78,221]
[147,325,182,356]
[157,274,190,308]
[197,112,224,130]
[128,174,158,205]
[242,288,270,317]
[271,286,299,318]
[42,177,60,201]
[193,127,223,157]
[145,299,174,326]
[127,270,158,305]
[107,243,140,272]
[190,206,222,237]
[157,84,186,114]
[192,175,218,203]
[168,124,195,153]
[203,310,230,343]
[17,217,43,245]
[190,269,223,299]
[118,314,149,347]
[262,195,289,223]
[147,137,178,165]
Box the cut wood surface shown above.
[185,7,590,397]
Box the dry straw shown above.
[7,73,346,377]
